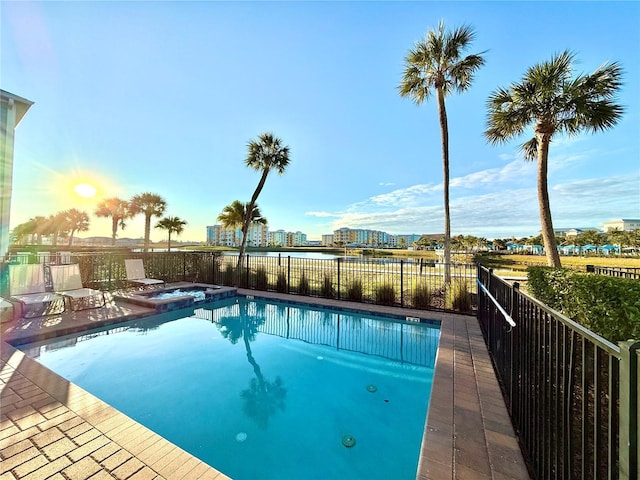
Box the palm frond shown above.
[520,137,538,161]
[245,132,291,174]
[399,21,484,101]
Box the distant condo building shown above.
[326,228,422,248]
[206,225,307,247]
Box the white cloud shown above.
[305,211,339,218]
[378,182,396,186]
[450,160,535,189]
[369,183,440,207]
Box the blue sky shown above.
[3,1,639,242]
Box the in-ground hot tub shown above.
[114,283,237,312]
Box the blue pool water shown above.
[20,297,440,480]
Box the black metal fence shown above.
[216,253,476,312]
[477,265,640,480]
[586,265,640,280]
[1,251,476,313]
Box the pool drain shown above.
[342,435,356,448]
[236,432,247,442]
[366,384,377,393]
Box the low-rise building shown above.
[603,219,640,232]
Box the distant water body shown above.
[222,251,344,260]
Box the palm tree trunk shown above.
[436,86,452,284]
[111,217,118,246]
[144,215,151,252]
[67,230,75,247]
[167,232,172,252]
[236,170,269,278]
[536,136,562,267]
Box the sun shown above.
[74,183,97,198]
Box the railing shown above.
[1,251,476,313]
[216,253,476,313]
[0,251,219,296]
[477,265,640,480]
[587,265,640,279]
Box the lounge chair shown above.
[9,263,65,318]
[125,259,165,289]
[49,264,106,311]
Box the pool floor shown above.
[18,297,439,480]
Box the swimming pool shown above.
[19,296,440,480]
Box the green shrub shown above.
[298,271,310,295]
[411,284,432,309]
[320,274,335,299]
[253,266,268,290]
[446,281,472,312]
[375,283,395,306]
[276,271,287,293]
[528,266,640,343]
[346,280,363,302]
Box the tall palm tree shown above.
[399,21,485,283]
[485,51,623,267]
[64,208,90,246]
[95,198,131,246]
[129,192,167,252]
[218,200,267,248]
[155,216,187,251]
[237,133,290,273]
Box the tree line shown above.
[10,192,187,252]
[413,230,640,253]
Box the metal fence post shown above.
[509,282,520,412]
[400,259,404,307]
[246,255,250,288]
[337,257,341,300]
[287,256,291,294]
[619,340,640,480]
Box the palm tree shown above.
[485,51,624,267]
[64,208,90,246]
[129,192,167,252]
[399,21,485,283]
[218,200,267,248]
[28,216,49,244]
[9,221,32,245]
[155,216,187,251]
[47,212,70,246]
[95,198,131,246]
[237,133,290,273]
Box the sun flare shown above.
[74,183,97,198]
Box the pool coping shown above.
[1,286,531,479]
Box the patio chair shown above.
[8,263,65,318]
[49,264,106,311]
[125,259,165,289]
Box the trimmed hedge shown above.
[527,267,640,343]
